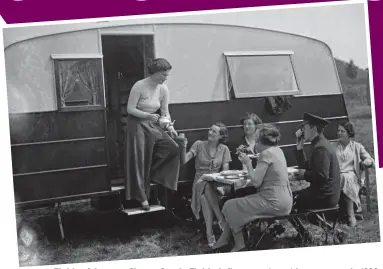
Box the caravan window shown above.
[51,54,104,111]
[224,51,300,98]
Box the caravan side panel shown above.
[154,24,342,103]
[5,30,109,204]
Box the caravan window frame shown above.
[51,54,106,112]
[224,51,301,99]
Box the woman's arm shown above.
[127,83,151,119]
[247,161,268,188]
[159,85,171,120]
[358,142,374,167]
[183,150,194,164]
[240,153,268,188]
[181,140,200,164]
[221,146,232,171]
[160,85,177,137]
[222,163,230,171]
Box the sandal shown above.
[218,220,225,231]
[207,235,216,248]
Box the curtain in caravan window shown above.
[225,55,299,98]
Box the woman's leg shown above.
[124,121,154,209]
[344,194,356,227]
[150,131,180,191]
[213,222,231,249]
[204,183,225,225]
[231,230,246,252]
[200,194,215,246]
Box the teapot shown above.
[158,117,171,129]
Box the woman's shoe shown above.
[207,235,216,248]
[347,216,357,227]
[141,201,150,211]
[218,220,225,231]
[359,186,367,196]
[230,246,247,252]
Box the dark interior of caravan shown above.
[101,35,155,185]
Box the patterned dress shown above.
[189,140,232,219]
[333,140,374,213]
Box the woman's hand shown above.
[363,158,373,167]
[238,153,252,166]
[180,137,188,148]
[168,126,178,138]
[147,113,160,123]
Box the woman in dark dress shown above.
[230,112,263,170]
[230,113,263,197]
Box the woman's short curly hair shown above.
[256,124,281,146]
[240,112,263,126]
[338,121,355,138]
[147,58,172,75]
[212,122,229,145]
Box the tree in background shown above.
[366,68,371,106]
[346,59,358,79]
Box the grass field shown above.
[15,64,381,267]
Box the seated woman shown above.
[213,124,293,252]
[230,112,263,170]
[333,121,374,227]
[181,123,232,247]
[230,112,263,198]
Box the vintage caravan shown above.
[3,22,349,233]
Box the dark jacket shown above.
[229,136,258,170]
[295,134,341,205]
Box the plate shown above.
[220,170,242,176]
[224,175,240,179]
[287,167,299,173]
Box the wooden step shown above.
[111,183,159,192]
[111,185,125,192]
[121,205,166,215]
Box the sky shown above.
[139,2,369,69]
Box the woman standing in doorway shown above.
[125,58,180,211]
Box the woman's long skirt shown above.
[124,115,180,202]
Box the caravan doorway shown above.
[101,35,155,186]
